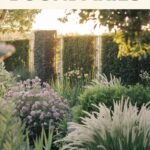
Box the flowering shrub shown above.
[6,77,68,142]
[60,98,150,150]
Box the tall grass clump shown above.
[51,78,86,107]
[61,97,150,150]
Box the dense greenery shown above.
[102,34,150,84]
[34,31,57,81]
[51,78,85,107]
[4,40,30,79]
[63,35,96,80]
[74,76,150,121]
[0,10,39,33]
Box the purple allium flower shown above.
[53,112,60,118]
[22,106,28,113]
[30,111,36,117]
[40,112,45,120]
[6,77,68,140]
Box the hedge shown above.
[34,31,57,81]
[101,34,150,85]
[4,40,30,74]
[63,36,96,79]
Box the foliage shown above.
[61,98,150,150]
[34,31,57,81]
[0,62,15,96]
[6,77,68,144]
[34,126,53,150]
[0,97,53,150]
[51,78,86,107]
[0,98,27,150]
[4,40,30,76]
[60,10,150,58]
[0,10,39,33]
[63,36,96,79]
[74,75,150,121]
[53,118,68,149]
[101,34,150,85]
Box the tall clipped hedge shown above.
[101,34,150,85]
[34,31,56,81]
[63,36,96,78]
[4,40,29,72]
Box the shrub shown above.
[74,75,150,121]
[79,84,126,113]
[101,34,150,85]
[61,98,150,150]
[6,77,68,143]
[125,84,150,108]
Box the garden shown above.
[0,10,150,150]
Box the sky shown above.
[32,9,108,35]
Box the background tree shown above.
[59,10,150,58]
[0,10,40,33]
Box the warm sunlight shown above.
[32,9,108,35]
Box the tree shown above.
[0,10,40,33]
[59,10,150,58]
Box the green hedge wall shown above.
[63,36,96,78]
[34,31,56,81]
[101,34,150,85]
[4,40,29,73]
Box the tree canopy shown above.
[60,10,150,58]
[0,10,40,33]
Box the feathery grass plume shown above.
[61,97,150,150]
[86,73,121,89]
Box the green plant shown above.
[101,34,150,85]
[61,98,150,150]
[0,98,27,150]
[34,126,53,150]
[125,84,150,108]
[51,78,85,107]
[0,62,15,96]
[74,75,150,121]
